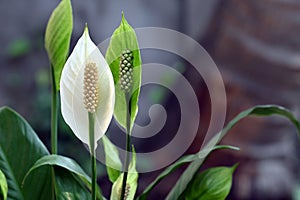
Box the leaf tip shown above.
[121,11,128,25]
[0,106,11,113]
[231,163,239,172]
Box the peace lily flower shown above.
[60,26,115,150]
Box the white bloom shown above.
[60,26,115,150]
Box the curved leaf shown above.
[0,107,94,200]
[182,165,237,200]
[0,107,52,200]
[0,169,8,200]
[23,154,103,200]
[136,145,239,200]
[23,155,90,186]
[106,13,142,130]
[166,105,300,199]
[102,136,122,183]
[45,0,73,90]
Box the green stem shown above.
[120,93,131,200]
[50,66,58,154]
[50,66,58,200]
[89,112,97,200]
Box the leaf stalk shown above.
[120,93,131,200]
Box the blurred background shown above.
[1,0,300,199]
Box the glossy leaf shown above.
[55,167,91,200]
[106,13,142,130]
[45,0,73,90]
[110,146,138,200]
[136,145,239,200]
[182,165,237,200]
[23,154,103,200]
[0,107,97,200]
[166,105,300,199]
[23,155,90,188]
[0,169,8,200]
[102,136,122,183]
[0,107,52,200]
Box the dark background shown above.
[1,0,300,199]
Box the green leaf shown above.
[136,145,239,200]
[45,0,73,91]
[102,136,122,183]
[6,38,31,58]
[110,146,138,200]
[0,107,52,200]
[105,13,142,130]
[0,107,95,200]
[23,155,90,188]
[182,165,237,200]
[0,169,8,200]
[166,105,300,200]
[54,167,91,200]
[23,154,103,200]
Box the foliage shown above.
[111,146,138,200]
[45,0,73,91]
[166,105,300,199]
[136,145,239,200]
[0,169,8,200]
[102,136,122,183]
[0,107,52,200]
[181,165,237,200]
[0,107,101,200]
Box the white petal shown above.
[60,26,115,150]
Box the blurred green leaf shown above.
[0,169,8,200]
[293,181,300,200]
[105,13,142,130]
[6,38,31,58]
[0,106,52,200]
[102,136,122,183]
[35,69,50,88]
[182,165,237,200]
[166,105,300,200]
[149,87,167,103]
[111,146,138,200]
[45,0,73,91]
[136,145,239,200]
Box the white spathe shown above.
[60,26,115,150]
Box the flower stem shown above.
[50,66,58,199]
[89,112,97,200]
[120,93,131,200]
[50,66,58,154]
